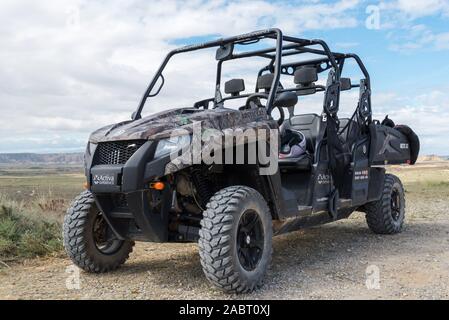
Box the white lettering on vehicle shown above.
[92,175,115,185]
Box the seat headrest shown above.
[340,77,352,91]
[294,67,318,85]
[256,73,274,91]
[224,79,245,96]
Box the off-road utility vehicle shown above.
[63,29,420,293]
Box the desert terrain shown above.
[1,160,448,299]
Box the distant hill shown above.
[0,152,447,166]
[417,155,447,162]
[0,153,84,165]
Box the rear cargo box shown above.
[369,124,415,165]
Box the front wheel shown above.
[63,190,134,273]
[365,174,405,234]
[199,186,273,293]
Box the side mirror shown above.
[274,91,298,108]
[340,78,352,91]
[215,43,234,60]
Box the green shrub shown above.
[0,195,63,261]
[426,180,449,188]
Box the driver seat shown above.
[256,73,313,171]
[278,125,313,171]
[281,114,321,153]
[277,67,322,171]
[278,127,311,171]
[279,118,317,171]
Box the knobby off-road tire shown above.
[63,190,134,273]
[199,186,273,293]
[365,174,405,234]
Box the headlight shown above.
[154,135,191,159]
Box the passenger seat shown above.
[281,113,321,153]
[279,114,321,171]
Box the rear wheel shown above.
[365,174,405,234]
[199,186,272,293]
[63,190,134,272]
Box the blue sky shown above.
[0,0,448,155]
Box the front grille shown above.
[93,140,146,165]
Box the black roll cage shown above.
[133,28,372,122]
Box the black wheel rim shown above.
[237,210,264,271]
[93,212,122,254]
[390,188,401,221]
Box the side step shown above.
[109,211,133,219]
[339,198,352,208]
[274,198,355,236]
[297,205,313,215]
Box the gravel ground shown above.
[1,164,449,300]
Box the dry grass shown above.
[0,193,64,262]
[1,162,448,266]
[0,166,82,264]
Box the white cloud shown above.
[388,24,449,52]
[0,0,362,153]
[378,1,449,52]
[395,0,449,18]
[433,32,449,50]
[0,0,447,155]
[371,89,449,155]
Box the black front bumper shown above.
[86,140,173,242]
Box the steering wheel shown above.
[245,93,268,109]
[244,93,285,126]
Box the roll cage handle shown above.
[148,74,164,98]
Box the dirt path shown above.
[1,166,449,299]
[2,217,449,299]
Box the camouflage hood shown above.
[89,107,271,143]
